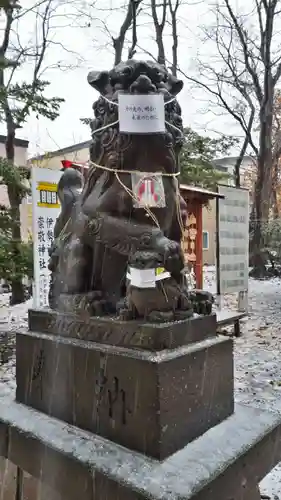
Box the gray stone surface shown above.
[0,397,281,499]
[16,329,233,459]
[2,277,281,496]
[28,308,217,350]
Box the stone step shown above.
[0,398,280,500]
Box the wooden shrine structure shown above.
[180,184,224,289]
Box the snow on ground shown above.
[0,295,31,396]
[1,275,281,497]
[204,267,281,498]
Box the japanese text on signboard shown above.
[217,186,249,294]
[32,168,62,308]
[37,216,54,266]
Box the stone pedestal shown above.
[0,308,281,499]
[16,310,233,459]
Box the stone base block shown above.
[28,308,217,350]
[0,459,62,500]
[16,328,233,459]
[0,398,280,500]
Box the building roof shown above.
[214,164,228,172]
[180,184,224,199]
[0,134,29,149]
[213,155,255,165]
[29,139,91,162]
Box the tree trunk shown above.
[251,152,271,277]
[170,13,178,76]
[251,82,274,276]
[272,189,279,217]
[113,39,123,66]
[151,0,167,66]
[5,129,25,305]
[113,0,142,65]
[155,33,165,65]
[234,149,244,188]
[271,160,279,217]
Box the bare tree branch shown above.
[273,61,281,84]
[113,0,143,65]
[151,0,167,65]
[0,5,14,55]
[128,0,139,59]
[222,0,263,103]
[168,0,180,75]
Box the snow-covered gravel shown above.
[0,295,31,397]
[204,267,281,498]
[1,272,281,497]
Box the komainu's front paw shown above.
[118,308,135,321]
[188,289,214,316]
[157,238,184,275]
[116,297,138,321]
[146,310,174,323]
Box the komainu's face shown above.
[129,250,162,270]
[87,59,184,173]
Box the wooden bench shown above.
[216,309,247,337]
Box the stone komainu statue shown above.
[48,59,213,320]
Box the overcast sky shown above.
[0,0,257,157]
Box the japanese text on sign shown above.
[32,167,62,308]
[217,186,249,294]
[118,94,165,134]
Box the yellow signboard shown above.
[36,181,60,208]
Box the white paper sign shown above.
[217,185,249,294]
[129,268,156,288]
[31,167,62,308]
[126,267,171,288]
[118,93,165,134]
